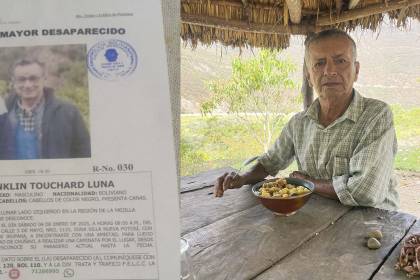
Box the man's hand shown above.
[289,171,310,180]
[213,163,270,198]
[214,172,245,197]
[289,170,338,200]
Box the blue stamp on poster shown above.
[87,39,138,80]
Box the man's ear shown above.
[354,61,360,81]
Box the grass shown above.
[391,104,420,139]
[395,148,420,172]
[181,106,420,176]
[181,115,264,176]
[391,104,420,172]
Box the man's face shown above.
[13,63,45,101]
[306,36,360,100]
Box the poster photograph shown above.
[0,44,91,160]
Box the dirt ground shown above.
[396,170,420,218]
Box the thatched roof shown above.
[181,0,420,49]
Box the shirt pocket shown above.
[332,157,350,177]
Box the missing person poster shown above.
[0,1,180,279]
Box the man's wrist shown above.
[312,178,338,200]
[239,172,252,186]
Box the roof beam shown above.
[182,0,278,10]
[181,13,320,35]
[316,0,420,26]
[181,0,323,16]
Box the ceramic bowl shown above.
[251,177,315,216]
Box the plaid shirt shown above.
[16,98,44,132]
[259,90,399,210]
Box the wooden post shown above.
[348,0,361,9]
[285,0,303,24]
[302,60,313,110]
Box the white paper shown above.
[0,1,180,279]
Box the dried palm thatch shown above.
[181,0,420,49]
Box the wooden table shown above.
[180,167,419,280]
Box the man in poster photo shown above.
[0,59,91,160]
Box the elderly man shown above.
[1,59,91,159]
[214,29,399,210]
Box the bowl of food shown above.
[251,177,315,216]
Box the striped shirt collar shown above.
[305,89,364,124]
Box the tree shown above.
[201,49,300,152]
